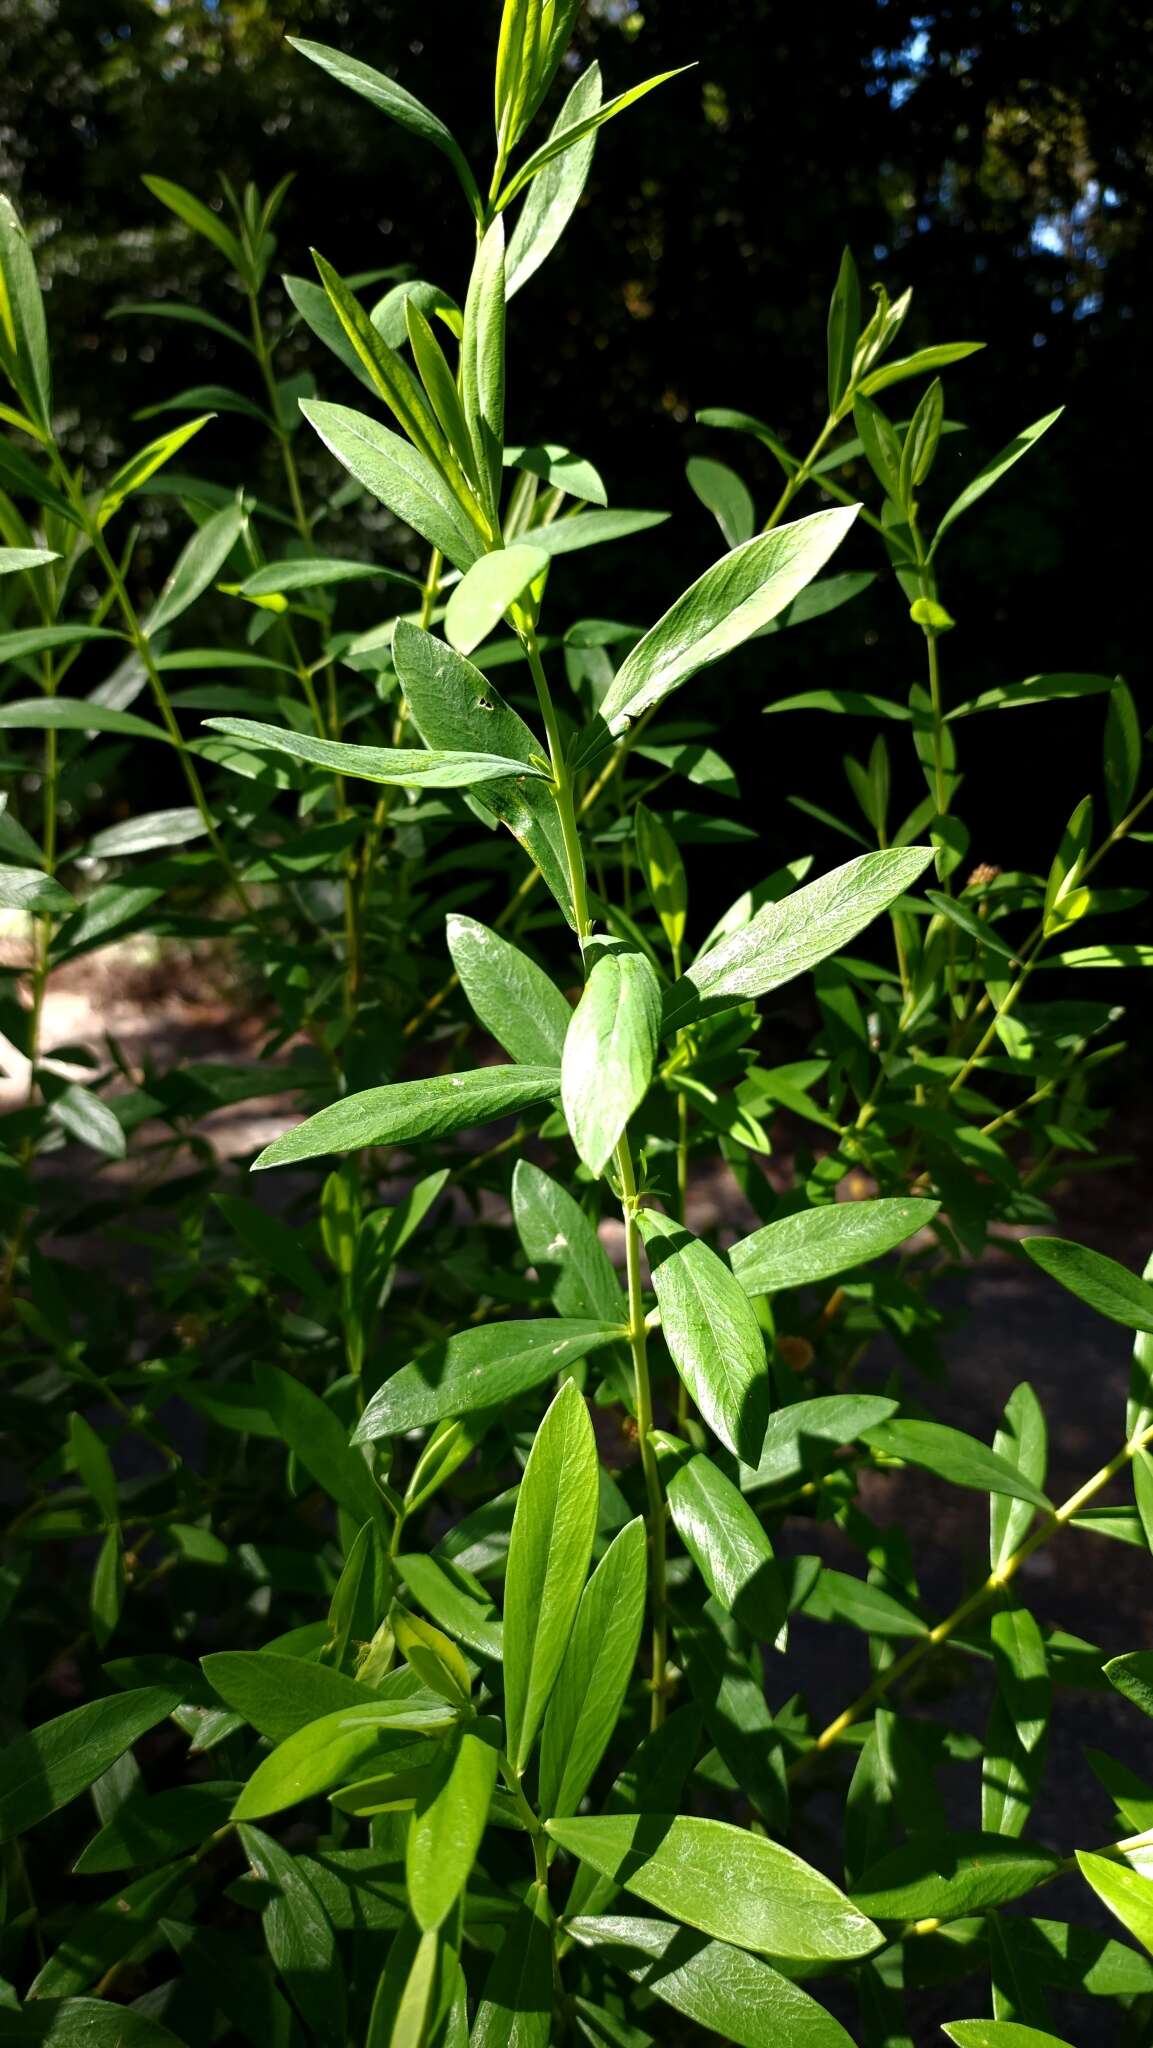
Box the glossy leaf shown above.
[288,39,482,218]
[568,1916,857,2048]
[562,949,662,1174]
[447,914,571,1065]
[353,1319,622,1440]
[851,1831,1060,1921]
[729,1196,938,1295]
[503,1378,599,1771]
[861,1418,1052,1508]
[253,1064,561,1170]
[931,408,1063,554]
[538,1517,647,1819]
[1021,1235,1153,1334]
[640,1211,768,1463]
[300,399,484,569]
[596,507,858,738]
[665,1448,785,1641]
[444,544,549,654]
[546,1812,880,1961]
[1076,1850,1153,1956]
[407,1722,499,1930]
[664,845,934,1028]
[506,63,602,298]
[511,1159,627,1322]
[201,1651,384,1743]
[204,716,547,789]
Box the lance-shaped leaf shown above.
[353,1319,622,1441]
[664,1448,785,1642]
[254,1363,385,1528]
[200,1654,384,1745]
[729,1195,939,1296]
[740,1393,898,1491]
[931,408,1064,555]
[254,1064,561,1170]
[232,1698,456,1820]
[393,619,574,924]
[97,415,214,529]
[538,1517,646,1820]
[1076,1851,1153,1958]
[506,63,602,299]
[562,949,662,1174]
[144,500,246,635]
[444,543,549,655]
[238,1822,346,2048]
[546,1812,880,1962]
[673,1599,786,1825]
[851,1831,1060,1922]
[311,249,447,465]
[861,1418,1052,1508]
[594,507,858,739]
[943,2025,1074,2047]
[1021,1235,1153,1335]
[461,218,507,517]
[203,717,549,790]
[512,1159,626,1323]
[503,1378,599,1772]
[991,1383,1048,1573]
[639,1211,768,1464]
[0,1690,176,1842]
[983,1604,1050,1839]
[288,38,482,219]
[447,915,571,1067]
[408,1722,500,1931]
[686,456,755,550]
[300,399,485,570]
[471,1883,553,2046]
[663,845,934,1029]
[0,195,52,428]
[0,545,58,575]
[567,1916,858,2048]
[499,66,694,207]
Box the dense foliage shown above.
[1,5,1152,2044]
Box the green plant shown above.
[2,5,1153,2045]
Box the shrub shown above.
[1,6,1151,2044]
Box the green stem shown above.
[522,623,591,944]
[763,415,838,531]
[797,1418,1153,1769]
[616,1137,668,1728]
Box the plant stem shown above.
[763,416,838,530]
[797,1418,1153,1769]
[616,1136,668,1728]
[522,623,591,944]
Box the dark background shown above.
[2,0,1149,890]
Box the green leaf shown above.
[0,196,52,427]
[639,1211,768,1464]
[538,1517,647,1819]
[740,1394,898,1491]
[802,1568,928,1640]
[729,1196,939,1295]
[232,1698,455,1820]
[861,1418,1051,1508]
[1076,1850,1153,1956]
[665,1449,785,1642]
[546,1812,880,1961]
[0,696,160,740]
[353,1318,622,1440]
[201,1652,384,1743]
[461,219,507,517]
[595,507,858,739]
[529,506,668,559]
[203,716,547,790]
[943,2028,1074,2048]
[447,915,571,1066]
[673,1599,786,1823]
[505,441,607,506]
[237,556,419,598]
[0,865,73,915]
[85,809,206,859]
[503,1378,599,1771]
[635,801,688,953]
[300,399,484,570]
[857,340,983,399]
[931,409,1063,554]
[311,249,447,465]
[471,1884,553,2047]
[254,1064,560,1170]
[512,1159,626,1323]
[288,38,482,220]
[686,457,755,549]
[141,173,244,268]
[562,949,662,1174]
[144,501,246,635]
[73,1781,239,1874]
[500,66,693,207]
[1104,1651,1153,1719]
[28,1860,193,1999]
[568,1916,857,2048]
[983,1604,1050,1839]
[0,2000,188,2046]
[97,415,215,529]
[397,1553,503,1662]
[0,546,57,575]
[851,1831,1060,1921]
[1103,678,1141,826]
[238,1821,346,2048]
[69,1411,118,1523]
[0,624,122,665]
[506,63,602,298]
[444,544,549,655]
[393,619,574,924]
[214,1194,330,1310]
[254,1363,385,1528]
[826,247,861,416]
[1021,1235,1153,1334]
[0,1689,175,1841]
[407,1722,499,1930]
[663,846,934,1029]
[991,1383,1048,1573]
